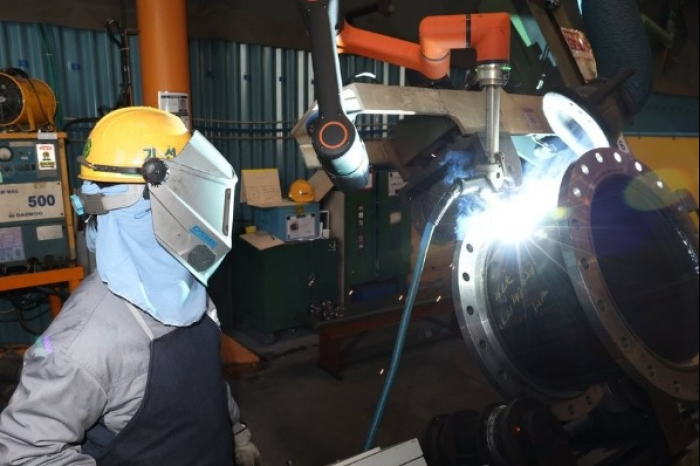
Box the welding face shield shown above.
[72,109,237,284]
[144,132,237,283]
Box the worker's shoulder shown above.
[40,273,151,358]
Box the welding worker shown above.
[0,107,261,466]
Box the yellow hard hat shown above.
[78,106,191,183]
[288,179,315,203]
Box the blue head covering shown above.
[83,181,207,326]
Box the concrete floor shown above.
[224,319,503,466]
[222,315,700,466]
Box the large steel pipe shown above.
[453,148,699,420]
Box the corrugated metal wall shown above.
[0,20,405,223]
[189,39,405,224]
[0,20,405,343]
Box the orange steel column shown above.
[136,0,259,369]
[136,0,192,129]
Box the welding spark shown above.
[458,148,579,244]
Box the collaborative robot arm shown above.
[297,0,517,193]
[297,0,370,192]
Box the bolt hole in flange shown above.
[453,148,699,418]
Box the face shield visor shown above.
[72,131,237,284]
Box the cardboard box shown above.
[240,168,333,248]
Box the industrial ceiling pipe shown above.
[453,148,699,420]
[543,0,654,155]
[581,0,654,117]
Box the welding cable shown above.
[363,181,463,451]
[14,308,43,336]
[1,290,45,312]
[0,287,56,336]
[0,304,50,336]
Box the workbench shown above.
[313,291,455,378]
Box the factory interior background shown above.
[1,0,699,465]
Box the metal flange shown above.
[453,147,699,420]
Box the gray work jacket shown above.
[0,273,240,466]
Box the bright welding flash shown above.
[464,176,561,245]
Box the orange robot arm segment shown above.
[337,23,424,74]
[338,12,511,81]
[469,13,511,63]
[419,15,468,78]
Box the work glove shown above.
[233,422,262,466]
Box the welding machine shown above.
[0,133,75,272]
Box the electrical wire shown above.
[1,291,44,312]
[37,23,65,130]
[61,117,100,133]
[0,301,51,336]
[13,309,44,336]
[1,286,66,336]
[104,18,133,110]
